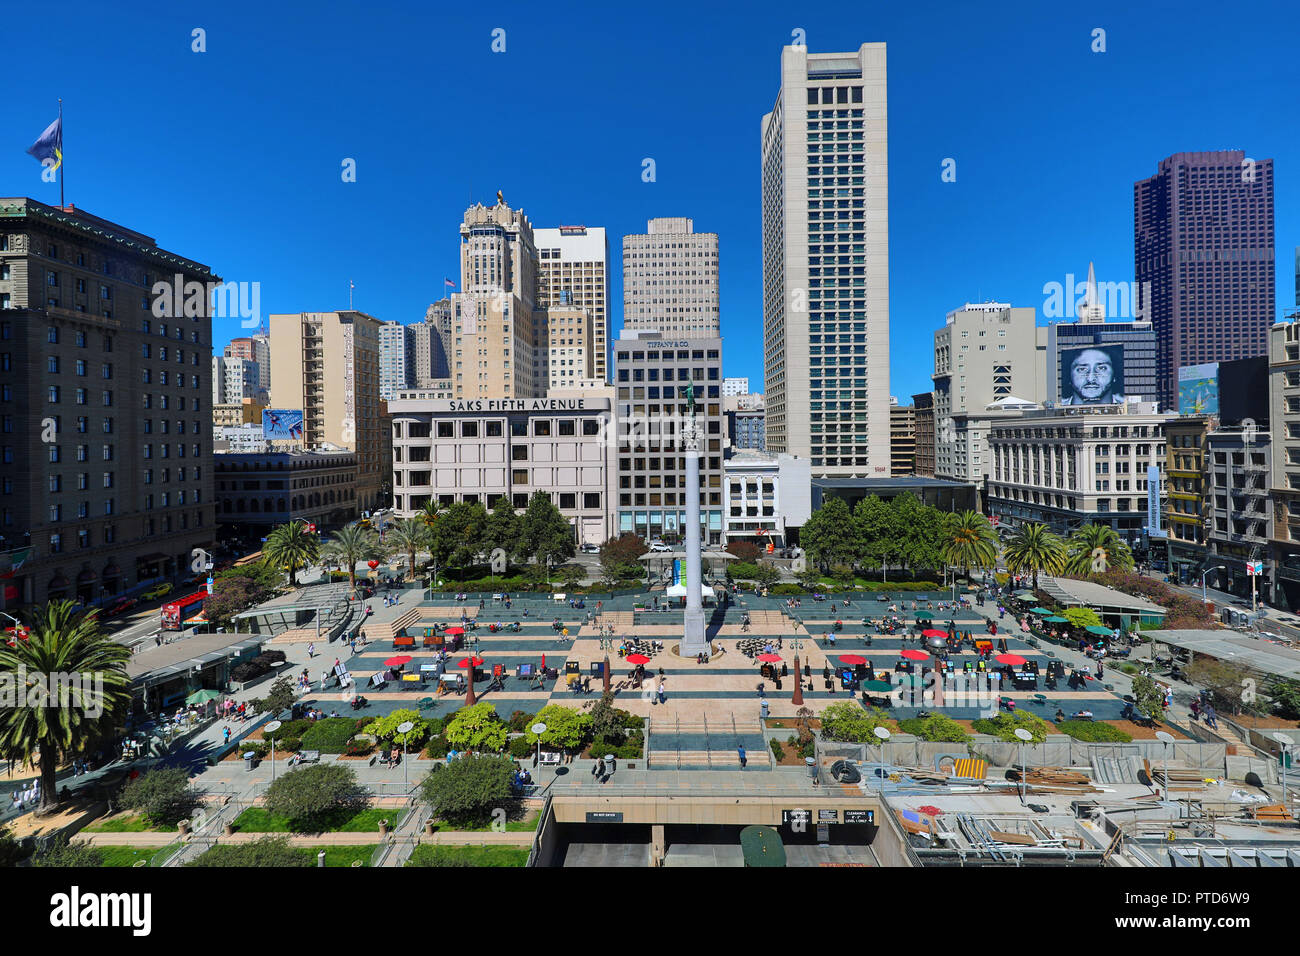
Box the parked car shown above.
[649,543,672,553]
[142,583,173,601]
[102,597,138,619]
[580,543,600,554]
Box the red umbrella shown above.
[627,653,651,666]
[457,656,484,668]
[541,653,546,669]
[838,654,867,666]
[900,649,930,661]
[921,629,947,639]
[995,653,1027,666]
[443,626,465,636]
[383,655,412,667]
[757,653,782,663]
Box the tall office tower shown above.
[452,197,543,400]
[1135,150,1275,408]
[761,43,890,478]
[0,198,216,610]
[911,392,935,477]
[621,218,719,337]
[722,377,749,396]
[1046,263,1158,405]
[536,226,609,382]
[269,311,385,511]
[212,354,262,405]
[415,299,452,383]
[890,402,916,476]
[378,321,415,401]
[543,305,598,390]
[226,335,270,391]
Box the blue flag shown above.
[27,117,62,172]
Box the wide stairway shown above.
[648,715,770,769]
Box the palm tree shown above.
[263,520,321,586]
[384,517,431,582]
[322,522,384,594]
[940,510,999,578]
[1065,523,1134,576]
[418,498,445,529]
[1003,522,1067,591]
[0,602,130,814]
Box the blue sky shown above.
[5,0,1298,401]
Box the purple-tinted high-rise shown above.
[1134,150,1275,409]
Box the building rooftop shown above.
[1144,629,1300,681]
[1039,576,1166,616]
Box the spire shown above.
[1077,261,1105,323]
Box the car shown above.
[102,597,138,619]
[649,543,672,553]
[142,583,173,601]
[580,543,600,554]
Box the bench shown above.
[290,750,321,767]
[393,636,415,649]
[538,751,561,766]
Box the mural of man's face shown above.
[1071,349,1113,401]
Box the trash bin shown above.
[805,756,819,782]
[243,751,256,772]
[604,755,616,775]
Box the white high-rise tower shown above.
[761,43,890,477]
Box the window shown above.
[48,386,60,403]
[533,420,550,436]
[461,421,478,437]
[558,420,575,436]
[437,422,454,438]
[486,421,503,437]
[48,356,60,373]
[512,469,528,484]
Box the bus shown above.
[161,590,209,631]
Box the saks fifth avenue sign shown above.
[438,398,601,413]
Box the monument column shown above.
[680,406,708,656]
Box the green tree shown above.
[483,495,522,564]
[444,701,508,752]
[599,534,648,582]
[1269,679,1300,720]
[1184,657,1256,715]
[429,501,489,572]
[752,562,781,588]
[974,710,1051,743]
[902,713,972,743]
[187,836,313,867]
[1064,524,1134,577]
[1130,673,1167,723]
[941,510,999,577]
[420,753,517,828]
[726,541,761,563]
[263,764,367,831]
[119,768,200,827]
[252,676,296,717]
[31,838,104,867]
[525,704,592,749]
[385,517,431,582]
[854,495,896,580]
[519,492,575,579]
[417,498,446,528]
[1003,522,1067,590]
[364,708,430,747]
[263,520,321,586]
[1062,607,1103,630]
[589,692,625,742]
[322,522,384,595]
[0,601,130,814]
[0,825,30,867]
[801,496,856,571]
[891,492,944,577]
[820,701,891,743]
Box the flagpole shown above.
[58,98,64,209]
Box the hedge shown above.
[769,739,785,761]
[301,717,361,754]
[507,736,533,758]
[1055,720,1133,742]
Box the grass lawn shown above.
[233,806,405,834]
[317,845,378,867]
[96,845,158,867]
[406,844,529,867]
[83,814,175,833]
[430,810,539,833]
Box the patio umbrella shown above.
[863,679,893,693]
[1085,625,1112,636]
[925,636,948,651]
[838,654,867,666]
[1043,615,1069,623]
[626,653,651,665]
[757,653,783,663]
[457,656,484,668]
[443,626,465,636]
[1029,607,1052,615]
[900,649,930,661]
[384,655,412,667]
[995,653,1027,666]
[922,628,947,639]
[185,688,222,705]
[1015,591,1035,599]
[914,611,934,620]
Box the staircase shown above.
[648,714,771,769]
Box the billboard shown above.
[1177,363,1220,415]
[262,409,304,440]
[1060,344,1125,406]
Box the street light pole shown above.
[1200,566,1226,607]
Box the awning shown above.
[666,583,714,599]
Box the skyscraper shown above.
[1135,150,1275,408]
[535,226,609,382]
[621,218,719,337]
[414,299,452,383]
[225,334,270,391]
[378,320,414,401]
[761,43,890,477]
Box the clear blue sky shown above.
[5,0,1297,401]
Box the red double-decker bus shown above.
[161,590,208,630]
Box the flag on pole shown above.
[27,116,62,172]
[443,278,456,288]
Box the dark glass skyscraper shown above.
[1134,150,1275,409]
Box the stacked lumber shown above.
[1249,804,1294,823]
[1024,767,1091,787]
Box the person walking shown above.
[307,642,316,659]
[222,726,231,746]
[737,744,747,768]
[657,681,666,705]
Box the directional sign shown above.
[1247,561,1263,576]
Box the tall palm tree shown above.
[940,510,999,578]
[1065,523,1134,576]
[263,520,321,586]
[1003,522,1067,591]
[384,517,431,582]
[322,522,384,594]
[0,602,130,814]
[418,498,445,529]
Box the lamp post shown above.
[1155,730,1174,803]
[1013,727,1032,805]
[873,725,891,794]
[531,722,546,775]
[397,720,414,790]
[1273,732,1293,810]
[790,636,804,706]
[264,720,282,782]
[1200,566,1226,607]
